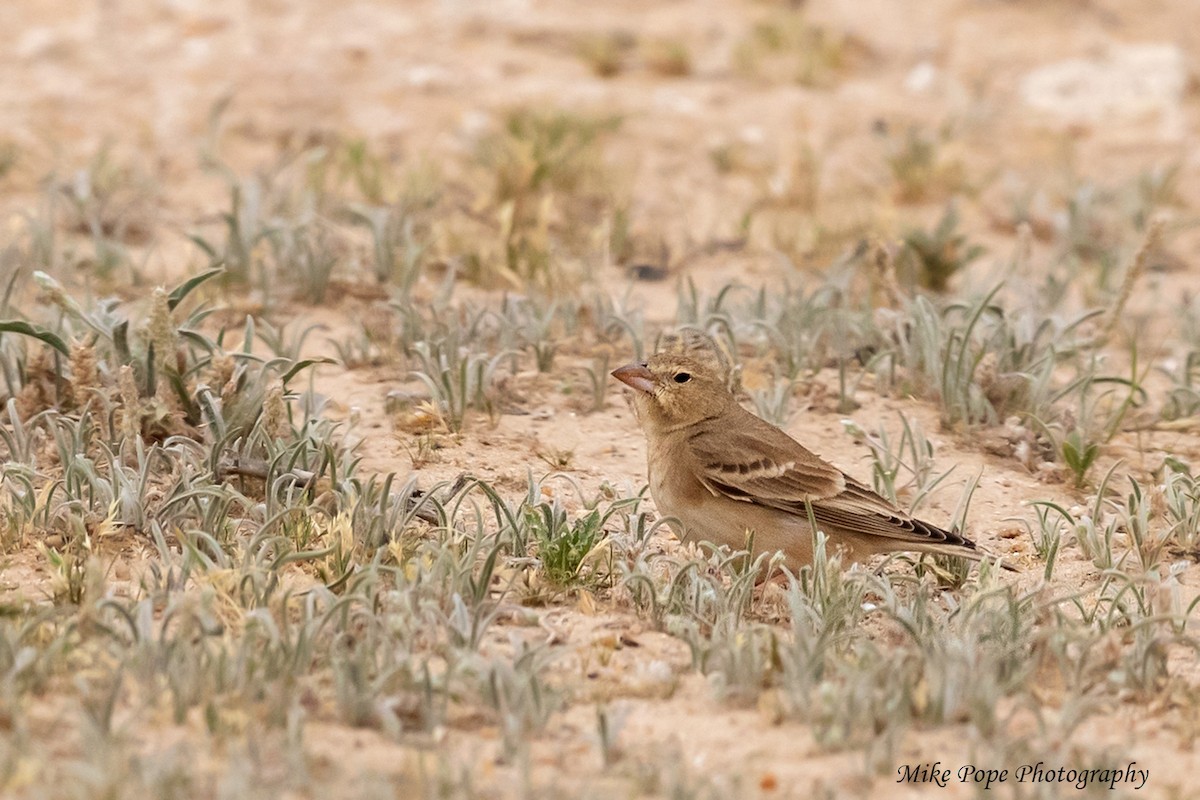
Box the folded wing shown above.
[687,407,978,552]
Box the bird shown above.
[611,331,1014,573]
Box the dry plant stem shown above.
[117,364,141,443]
[68,337,99,410]
[216,456,465,525]
[1098,217,1164,346]
[1014,221,1033,274]
[872,239,905,310]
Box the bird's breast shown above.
[647,438,713,529]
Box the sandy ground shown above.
[3,0,1200,797]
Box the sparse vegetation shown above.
[733,11,867,88]
[577,30,636,78]
[885,125,970,204]
[4,2,1200,797]
[644,38,693,77]
[899,205,986,293]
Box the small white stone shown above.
[904,61,938,93]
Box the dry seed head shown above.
[14,348,55,419]
[208,352,235,390]
[147,286,176,372]
[1148,485,1167,520]
[117,365,141,442]
[1101,217,1164,344]
[69,338,100,410]
[155,370,183,414]
[262,380,289,440]
[871,238,904,308]
[220,369,241,407]
[13,383,42,422]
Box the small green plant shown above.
[1039,352,1148,487]
[267,213,341,304]
[408,336,505,432]
[579,351,611,413]
[1059,428,1100,488]
[338,137,394,204]
[188,173,277,295]
[529,503,610,589]
[899,205,985,293]
[468,108,621,289]
[1022,500,1068,581]
[1160,465,1200,557]
[884,126,967,204]
[576,31,634,78]
[1157,351,1200,420]
[843,413,954,514]
[37,526,96,605]
[478,642,561,763]
[347,203,429,298]
[1120,479,1171,572]
[734,11,862,88]
[1070,464,1122,569]
[745,280,870,381]
[57,144,159,276]
[503,295,562,372]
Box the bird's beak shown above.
[612,363,656,395]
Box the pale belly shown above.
[647,448,813,568]
[646,446,695,529]
[646,463,708,539]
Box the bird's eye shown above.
[673,372,691,384]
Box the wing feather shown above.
[689,409,845,503]
[688,407,978,552]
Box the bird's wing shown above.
[687,409,977,551]
[804,476,975,549]
[686,409,847,505]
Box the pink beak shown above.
[612,363,656,394]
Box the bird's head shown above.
[612,336,736,431]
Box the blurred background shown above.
[2,0,1196,295]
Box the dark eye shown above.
[673,372,691,384]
